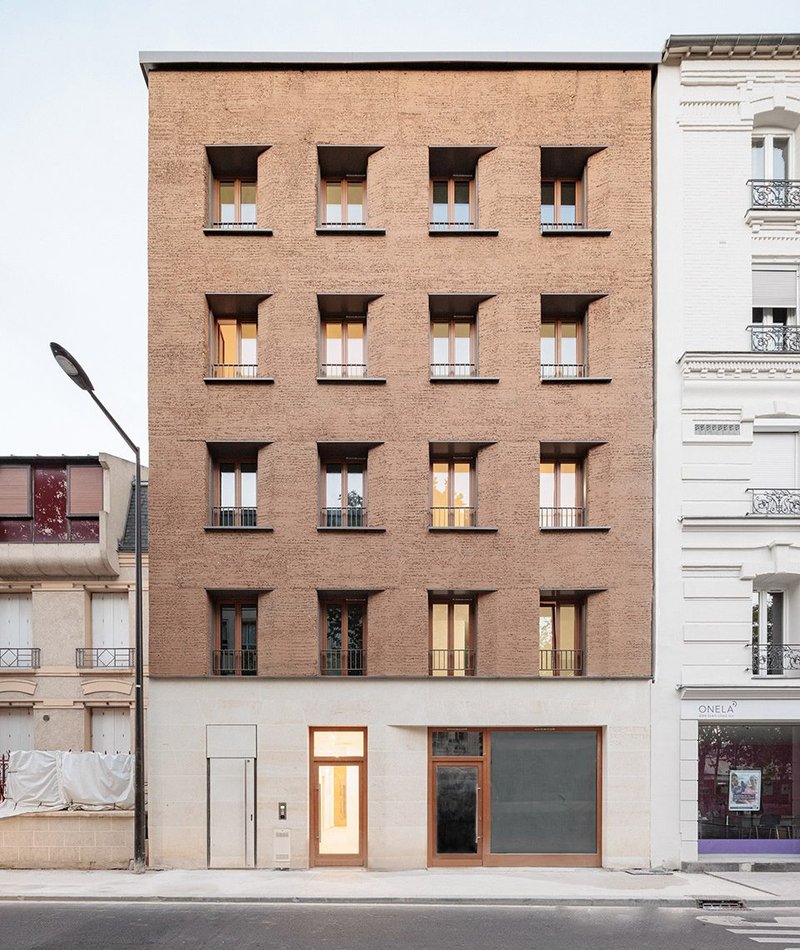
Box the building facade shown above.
[143,52,656,869]
[654,35,800,869]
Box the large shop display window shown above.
[698,724,800,854]
[429,728,601,867]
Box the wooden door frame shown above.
[428,757,484,867]
[309,726,367,867]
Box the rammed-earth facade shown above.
[144,52,655,869]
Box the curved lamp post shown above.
[50,342,146,873]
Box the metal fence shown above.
[212,649,258,676]
[539,649,584,676]
[76,648,135,669]
[429,649,476,676]
[320,649,365,676]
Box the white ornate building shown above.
[654,34,800,869]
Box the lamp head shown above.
[50,342,94,392]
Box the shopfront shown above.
[428,727,601,867]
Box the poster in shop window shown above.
[728,769,762,811]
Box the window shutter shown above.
[752,432,798,489]
[0,466,30,516]
[0,595,31,649]
[752,269,798,309]
[0,708,33,753]
[69,466,103,515]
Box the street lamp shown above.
[50,342,146,873]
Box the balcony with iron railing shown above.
[539,648,584,676]
[429,220,476,232]
[76,647,135,669]
[748,179,800,211]
[209,220,259,231]
[430,506,475,528]
[319,363,367,379]
[540,220,586,233]
[320,507,368,528]
[751,644,800,677]
[209,362,260,379]
[0,648,40,669]
[429,649,476,676]
[212,649,257,676]
[539,507,586,529]
[320,648,365,676]
[210,507,258,528]
[747,489,800,517]
[540,362,588,380]
[430,362,477,378]
[749,325,800,353]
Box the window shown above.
[214,179,256,229]
[430,317,475,378]
[749,431,798,515]
[752,590,787,676]
[430,177,474,230]
[80,593,132,669]
[429,597,475,676]
[0,594,36,669]
[320,319,366,378]
[213,319,258,378]
[0,466,30,517]
[541,319,584,379]
[213,600,257,675]
[431,458,474,528]
[539,459,583,528]
[212,461,257,527]
[750,268,799,353]
[321,178,365,228]
[540,146,604,233]
[0,708,33,754]
[539,596,584,676]
[752,133,792,180]
[321,599,365,675]
[91,708,131,754]
[541,179,580,228]
[321,459,366,527]
[205,145,269,232]
[68,465,102,516]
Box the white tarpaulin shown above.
[0,750,133,818]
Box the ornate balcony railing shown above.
[0,648,40,669]
[212,649,257,676]
[209,362,259,379]
[430,362,477,378]
[748,179,800,211]
[76,648,135,669]
[540,363,588,380]
[429,649,476,676]
[751,644,800,677]
[320,649,365,676]
[430,506,475,528]
[209,220,258,230]
[320,507,367,528]
[747,489,800,517]
[319,362,367,378]
[539,648,584,676]
[749,325,800,353]
[540,507,585,528]
[210,507,257,528]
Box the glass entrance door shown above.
[310,728,366,866]
[433,763,482,862]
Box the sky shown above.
[1,0,798,465]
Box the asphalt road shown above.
[1,902,800,950]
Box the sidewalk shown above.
[0,867,798,906]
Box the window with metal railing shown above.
[320,599,365,676]
[213,601,257,676]
[0,647,40,669]
[76,647,135,669]
[539,459,584,528]
[429,598,476,677]
[431,458,475,527]
[539,596,584,677]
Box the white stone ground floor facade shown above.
[147,679,651,870]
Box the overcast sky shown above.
[1,0,797,465]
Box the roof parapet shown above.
[663,34,800,63]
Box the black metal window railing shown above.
[751,644,800,677]
[540,221,585,232]
[76,648,135,669]
[209,220,258,230]
[320,507,367,528]
[212,649,257,676]
[320,649,365,676]
[749,325,800,353]
[430,506,475,528]
[540,363,588,380]
[539,648,584,676]
[748,179,800,211]
[747,489,800,517]
[0,648,40,669]
[540,507,586,528]
[430,362,477,378]
[429,649,476,676]
[210,362,259,379]
[319,363,367,378]
[429,220,476,231]
[318,220,368,229]
[211,507,257,528]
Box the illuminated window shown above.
[429,597,475,676]
[539,597,584,676]
[431,458,474,528]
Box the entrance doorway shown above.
[433,762,484,865]
[310,728,366,866]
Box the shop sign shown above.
[696,700,738,719]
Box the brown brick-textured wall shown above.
[147,67,653,679]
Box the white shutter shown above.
[91,708,131,754]
[753,269,798,309]
[751,432,798,489]
[0,708,33,753]
[0,596,31,649]
[91,594,129,649]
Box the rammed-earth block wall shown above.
[148,66,653,679]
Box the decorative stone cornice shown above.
[681,351,800,379]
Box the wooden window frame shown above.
[540,318,585,371]
[429,316,477,378]
[309,726,368,867]
[319,457,368,527]
[429,176,476,228]
[319,317,368,378]
[319,597,367,676]
[428,596,476,676]
[427,727,602,868]
[320,176,367,227]
[430,456,476,527]
[539,458,584,511]
[213,599,258,676]
[212,316,258,377]
[541,178,582,226]
[538,597,585,677]
[213,178,257,226]
[0,465,32,518]
[211,458,257,527]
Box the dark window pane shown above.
[490,730,597,854]
[241,605,257,651]
[432,730,483,757]
[219,606,236,651]
[326,604,343,651]
[436,765,478,854]
[541,182,555,224]
[347,603,364,652]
